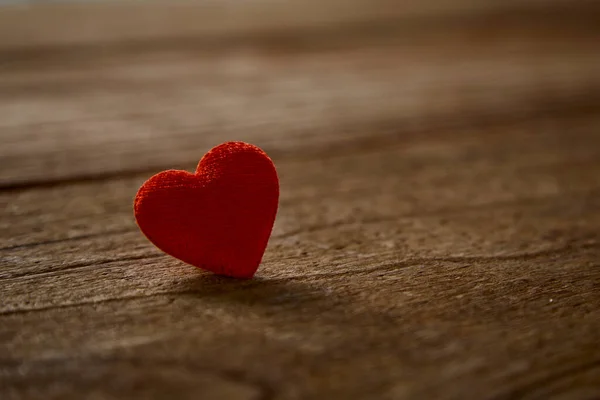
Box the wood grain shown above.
[1,1,599,399]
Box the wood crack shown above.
[1,242,597,316]
[0,253,165,281]
[0,228,135,252]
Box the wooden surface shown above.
[1,1,600,399]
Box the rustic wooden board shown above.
[1,1,600,399]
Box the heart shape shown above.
[134,142,279,279]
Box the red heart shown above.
[134,142,279,279]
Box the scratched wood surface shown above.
[1,1,600,399]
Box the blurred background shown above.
[2,0,599,187]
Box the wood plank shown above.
[2,114,599,247]
[1,252,599,399]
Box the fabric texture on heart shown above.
[134,142,279,279]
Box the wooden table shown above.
[1,1,599,398]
